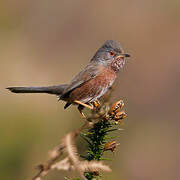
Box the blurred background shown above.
[1,0,180,179]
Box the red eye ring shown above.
[109,51,115,56]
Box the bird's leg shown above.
[74,100,93,110]
[78,105,86,119]
[77,105,94,129]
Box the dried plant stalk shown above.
[31,97,127,180]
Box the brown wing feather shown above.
[60,61,102,100]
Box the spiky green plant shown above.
[78,100,127,180]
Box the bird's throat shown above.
[111,58,125,72]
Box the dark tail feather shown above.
[64,102,71,109]
[7,84,68,95]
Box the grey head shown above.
[91,40,130,65]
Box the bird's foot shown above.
[92,100,101,110]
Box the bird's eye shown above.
[109,51,115,56]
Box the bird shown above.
[7,40,130,117]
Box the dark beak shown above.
[122,53,130,58]
[117,53,130,59]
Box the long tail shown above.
[7,84,68,95]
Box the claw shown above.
[92,100,101,109]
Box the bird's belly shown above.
[69,68,116,103]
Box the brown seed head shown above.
[104,141,118,152]
[109,100,124,115]
[114,111,127,121]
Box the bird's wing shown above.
[61,62,102,99]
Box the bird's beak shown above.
[117,53,130,58]
[123,53,130,58]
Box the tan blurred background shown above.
[1,0,180,179]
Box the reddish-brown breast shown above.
[69,66,117,103]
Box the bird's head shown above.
[91,40,130,71]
